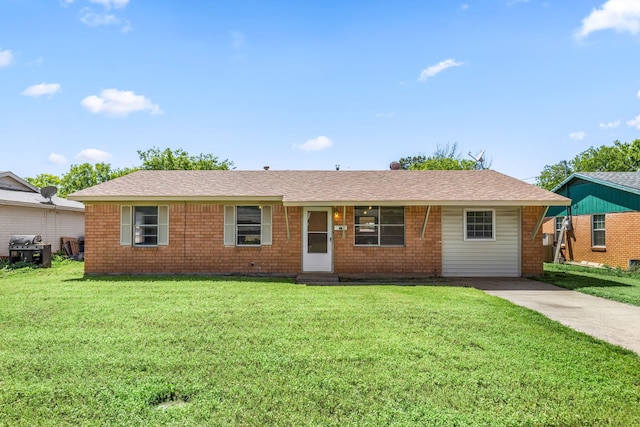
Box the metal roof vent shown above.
[389,161,402,170]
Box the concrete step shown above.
[295,273,340,285]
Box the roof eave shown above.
[0,200,85,212]
[552,172,640,197]
[69,195,285,203]
[0,171,39,193]
[283,200,571,207]
[69,196,570,207]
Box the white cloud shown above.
[569,131,586,140]
[0,49,13,68]
[80,9,120,27]
[637,89,640,98]
[76,148,112,162]
[576,0,640,39]
[48,153,67,165]
[75,1,130,31]
[418,59,464,82]
[62,0,129,8]
[294,136,333,152]
[27,57,44,66]
[460,4,469,11]
[628,114,640,129]
[89,0,129,9]
[599,120,620,129]
[22,83,62,98]
[81,88,162,116]
[507,0,529,6]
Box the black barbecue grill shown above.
[9,235,52,267]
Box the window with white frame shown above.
[224,205,272,246]
[592,214,605,247]
[354,206,405,246]
[120,206,169,246]
[464,209,495,240]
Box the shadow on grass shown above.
[64,274,296,284]
[540,271,633,290]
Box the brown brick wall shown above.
[332,206,442,276]
[544,212,640,269]
[521,206,546,276]
[541,218,554,236]
[85,202,539,277]
[84,203,302,275]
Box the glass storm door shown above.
[302,208,332,272]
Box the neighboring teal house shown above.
[544,172,640,269]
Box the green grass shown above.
[540,263,640,306]
[2,260,640,426]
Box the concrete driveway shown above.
[450,277,640,356]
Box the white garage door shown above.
[442,206,521,277]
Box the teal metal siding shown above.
[548,178,640,217]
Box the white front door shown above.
[302,207,333,272]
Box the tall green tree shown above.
[537,139,640,190]
[25,173,62,190]
[537,162,571,191]
[60,163,135,196]
[27,164,133,197]
[137,147,234,170]
[400,143,482,170]
[27,147,234,196]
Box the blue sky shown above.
[1,1,640,183]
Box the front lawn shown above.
[1,260,640,426]
[540,263,640,306]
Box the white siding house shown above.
[0,172,84,257]
[442,206,521,277]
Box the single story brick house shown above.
[543,172,640,269]
[0,171,84,257]
[67,169,569,278]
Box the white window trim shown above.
[591,214,606,248]
[224,206,236,246]
[261,205,272,245]
[120,205,169,247]
[463,209,496,242]
[120,206,132,246]
[224,205,272,247]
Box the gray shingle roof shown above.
[0,171,84,212]
[68,169,570,206]
[0,189,84,211]
[574,172,640,194]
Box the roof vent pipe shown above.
[263,166,270,171]
[389,161,402,170]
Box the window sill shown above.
[354,245,406,248]
[591,246,606,252]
